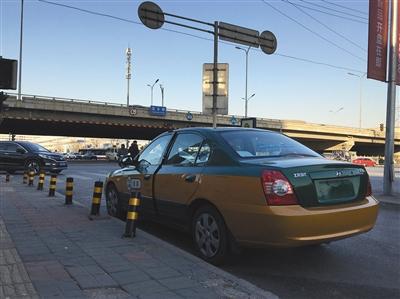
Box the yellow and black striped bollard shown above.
[23,171,28,184]
[65,177,73,205]
[5,173,10,182]
[123,192,141,238]
[48,175,57,197]
[90,181,103,216]
[28,171,34,186]
[37,171,45,190]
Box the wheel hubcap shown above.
[195,213,220,258]
[106,189,118,216]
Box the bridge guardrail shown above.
[5,92,248,121]
[2,93,395,140]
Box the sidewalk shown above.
[0,178,276,299]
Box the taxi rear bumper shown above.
[224,196,379,247]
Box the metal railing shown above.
[4,92,245,121]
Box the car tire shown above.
[105,184,124,220]
[192,204,229,265]
[25,159,41,175]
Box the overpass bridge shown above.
[1,94,399,155]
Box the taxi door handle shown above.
[144,174,152,180]
[184,174,196,183]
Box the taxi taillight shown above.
[261,170,298,205]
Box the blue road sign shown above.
[186,112,193,121]
[149,105,167,116]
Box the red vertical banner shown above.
[368,0,389,82]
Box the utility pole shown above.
[18,0,24,100]
[212,21,218,128]
[383,0,398,195]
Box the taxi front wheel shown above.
[192,205,228,265]
[105,184,124,220]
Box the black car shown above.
[0,141,68,174]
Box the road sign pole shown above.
[245,47,249,118]
[212,21,218,129]
[383,0,398,196]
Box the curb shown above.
[374,194,400,206]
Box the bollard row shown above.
[65,177,73,205]
[37,172,45,190]
[123,192,141,238]
[90,181,103,216]
[23,171,28,184]
[48,175,57,197]
[28,171,34,186]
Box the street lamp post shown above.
[329,107,344,113]
[147,79,159,106]
[236,46,252,117]
[160,84,165,106]
[348,72,366,128]
[241,93,255,111]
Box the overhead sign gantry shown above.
[137,1,277,128]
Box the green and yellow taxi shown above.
[105,128,379,264]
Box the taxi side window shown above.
[167,134,203,166]
[138,135,171,166]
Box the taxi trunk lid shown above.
[243,157,370,207]
[281,161,369,207]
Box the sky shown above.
[1,0,398,129]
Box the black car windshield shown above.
[220,130,320,158]
[22,142,50,152]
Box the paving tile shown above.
[158,276,199,290]
[110,269,151,285]
[83,287,131,299]
[144,267,181,280]
[175,287,221,299]
[138,290,183,299]
[99,261,136,274]
[1,282,38,298]
[123,280,168,296]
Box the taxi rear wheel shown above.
[106,184,124,219]
[192,205,228,265]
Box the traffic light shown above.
[380,123,384,131]
[0,91,8,111]
[11,134,16,141]
[0,57,18,90]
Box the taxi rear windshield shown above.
[220,131,319,158]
